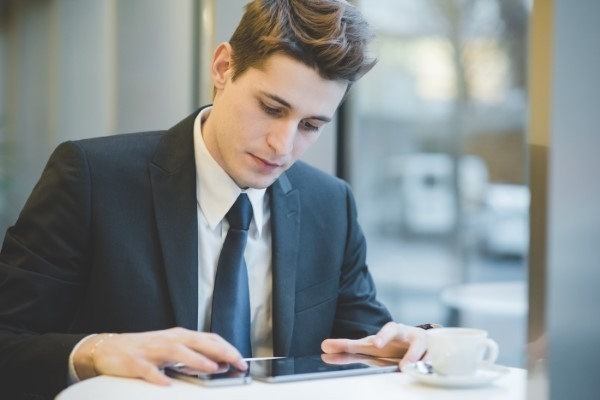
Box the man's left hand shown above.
[321,322,427,370]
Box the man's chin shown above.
[235,174,280,190]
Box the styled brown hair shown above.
[229,0,376,84]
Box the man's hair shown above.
[229,0,376,84]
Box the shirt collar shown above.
[193,107,266,234]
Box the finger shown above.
[159,343,221,374]
[159,328,247,370]
[399,338,428,370]
[135,360,172,386]
[373,322,407,348]
[183,333,248,371]
[320,353,357,364]
[321,337,375,354]
[321,338,351,354]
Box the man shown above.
[0,1,429,398]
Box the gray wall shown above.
[528,0,600,399]
[0,0,338,238]
[115,0,194,133]
[0,0,195,234]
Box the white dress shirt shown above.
[194,107,273,357]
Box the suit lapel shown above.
[149,112,199,330]
[270,173,300,356]
[147,109,302,346]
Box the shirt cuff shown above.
[68,334,97,384]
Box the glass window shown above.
[351,0,529,367]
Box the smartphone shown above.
[165,364,252,387]
[249,353,399,383]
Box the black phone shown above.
[165,364,252,387]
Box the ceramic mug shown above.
[426,327,499,376]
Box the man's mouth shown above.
[251,154,284,170]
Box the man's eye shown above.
[300,120,319,132]
[261,103,281,116]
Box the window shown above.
[351,0,529,367]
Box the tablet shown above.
[249,353,399,383]
[165,364,251,387]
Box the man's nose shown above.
[267,121,296,157]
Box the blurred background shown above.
[351,0,529,368]
[0,0,529,368]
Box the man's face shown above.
[203,45,348,189]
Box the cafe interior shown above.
[0,0,598,399]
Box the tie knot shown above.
[226,193,253,231]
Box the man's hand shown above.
[321,322,427,370]
[73,327,247,385]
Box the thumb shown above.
[321,338,354,354]
[322,336,378,355]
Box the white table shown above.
[57,367,526,400]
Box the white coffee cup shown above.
[426,327,499,376]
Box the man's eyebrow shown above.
[262,92,332,123]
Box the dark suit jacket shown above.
[0,109,392,398]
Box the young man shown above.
[0,1,428,398]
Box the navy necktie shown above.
[210,193,253,357]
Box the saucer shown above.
[403,362,510,388]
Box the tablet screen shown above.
[249,354,398,383]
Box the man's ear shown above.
[211,43,234,91]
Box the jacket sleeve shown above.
[0,141,92,398]
[330,182,393,339]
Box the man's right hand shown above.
[73,327,247,385]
